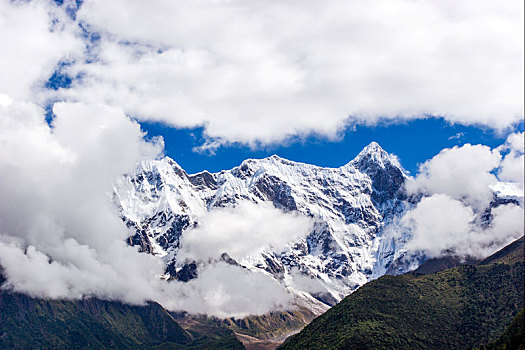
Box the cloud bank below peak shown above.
[178,201,313,263]
[6,0,519,148]
[398,133,525,259]
[0,97,294,318]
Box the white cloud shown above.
[406,144,501,209]
[498,132,525,187]
[402,194,475,257]
[0,0,81,100]
[160,262,292,318]
[503,132,525,153]
[0,0,521,147]
[0,99,166,304]
[0,93,12,107]
[0,240,162,304]
[401,194,524,259]
[0,102,297,316]
[168,201,312,317]
[400,136,524,260]
[288,268,326,294]
[178,201,313,262]
[483,204,525,255]
[448,132,465,141]
[37,0,522,147]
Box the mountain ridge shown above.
[114,141,411,313]
[279,236,525,350]
[114,140,522,317]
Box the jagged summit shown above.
[268,154,283,160]
[232,142,402,173]
[345,142,407,200]
[359,141,385,155]
[231,154,321,180]
[149,143,401,183]
[222,142,400,175]
[356,141,388,160]
[247,153,299,166]
[349,141,401,169]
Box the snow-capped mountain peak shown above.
[114,142,411,312]
[349,141,402,171]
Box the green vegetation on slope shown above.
[478,307,525,350]
[280,237,525,350]
[0,290,243,350]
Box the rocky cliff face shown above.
[113,142,413,312]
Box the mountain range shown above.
[113,141,521,314]
[114,142,412,310]
[1,141,523,349]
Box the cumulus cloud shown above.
[498,132,525,187]
[0,98,295,317]
[402,194,474,257]
[400,194,524,258]
[0,0,81,100]
[484,204,525,253]
[400,137,524,260]
[406,144,501,208]
[0,99,165,303]
[178,201,313,262]
[503,132,525,152]
[0,99,298,317]
[0,0,522,148]
[166,201,312,317]
[160,262,292,318]
[38,0,523,147]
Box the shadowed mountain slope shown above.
[411,255,481,275]
[0,283,244,350]
[479,236,524,266]
[477,307,525,350]
[279,236,525,350]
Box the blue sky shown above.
[35,0,523,178]
[139,119,523,175]
[44,49,523,176]
[45,64,523,176]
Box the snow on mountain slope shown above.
[113,142,412,311]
